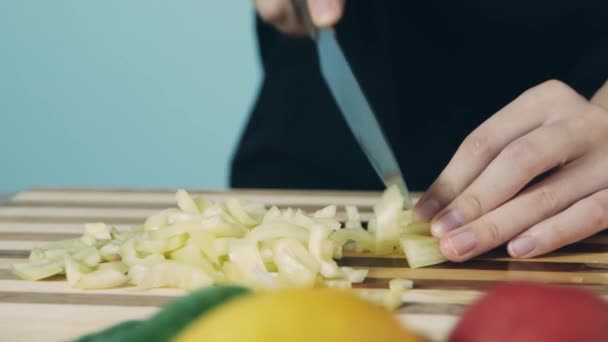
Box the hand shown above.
[414,80,608,262]
[253,0,344,35]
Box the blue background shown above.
[0,1,261,192]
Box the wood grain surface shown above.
[1,188,607,342]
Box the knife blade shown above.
[291,0,413,208]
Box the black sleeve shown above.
[562,4,608,98]
[229,15,383,191]
[230,3,608,192]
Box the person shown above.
[231,1,608,263]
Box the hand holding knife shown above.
[291,0,413,208]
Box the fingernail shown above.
[415,199,440,221]
[446,231,478,256]
[310,0,337,25]
[431,209,464,237]
[509,236,536,257]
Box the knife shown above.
[291,0,413,208]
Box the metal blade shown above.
[316,29,412,208]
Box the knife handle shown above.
[291,0,318,39]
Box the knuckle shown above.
[536,186,560,217]
[458,193,484,217]
[256,1,286,23]
[518,80,582,116]
[479,217,502,245]
[587,197,608,229]
[565,115,597,147]
[427,177,457,204]
[517,89,543,113]
[567,115,591,133]
[582,105,608,140]
[532,80,579,102]
[502,139,541,176]
[461,130,495,159]
[538,79,573,97]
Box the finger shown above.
[255,0,307,35]
[431,115,593,237]
[508,188,608,258]
[308,0,345,27]
[415,80,586,221]
[438,152,608,262]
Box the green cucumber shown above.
[75,285,251,342]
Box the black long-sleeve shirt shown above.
[231,1,608,191]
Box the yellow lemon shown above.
[175,288,424,342]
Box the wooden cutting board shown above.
[1,188,607,342]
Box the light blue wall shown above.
[0,1,261,192]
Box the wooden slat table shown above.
[1,188,607,342]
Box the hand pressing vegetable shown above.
[415,80,608,262]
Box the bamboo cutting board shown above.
[0,188,607,342]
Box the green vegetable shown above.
[75,285,250,342]
[99,241,122,261]
[176,189,201,214]
[273,238,318,287]
[330,227,375,253]
[225,198,259,226]
[97,261,129,274]
[309,224,341,278]
[76,268,128,289]
[169,242,224,282]
[345,206,363,229]
[227,239,278,288]
[11,259,64,281]
[400,234,447,268]
[13,187,447,292]
[83,223,112,240]
[373,185,406,254]
[136,261,214,290]
[64,255,92,286]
